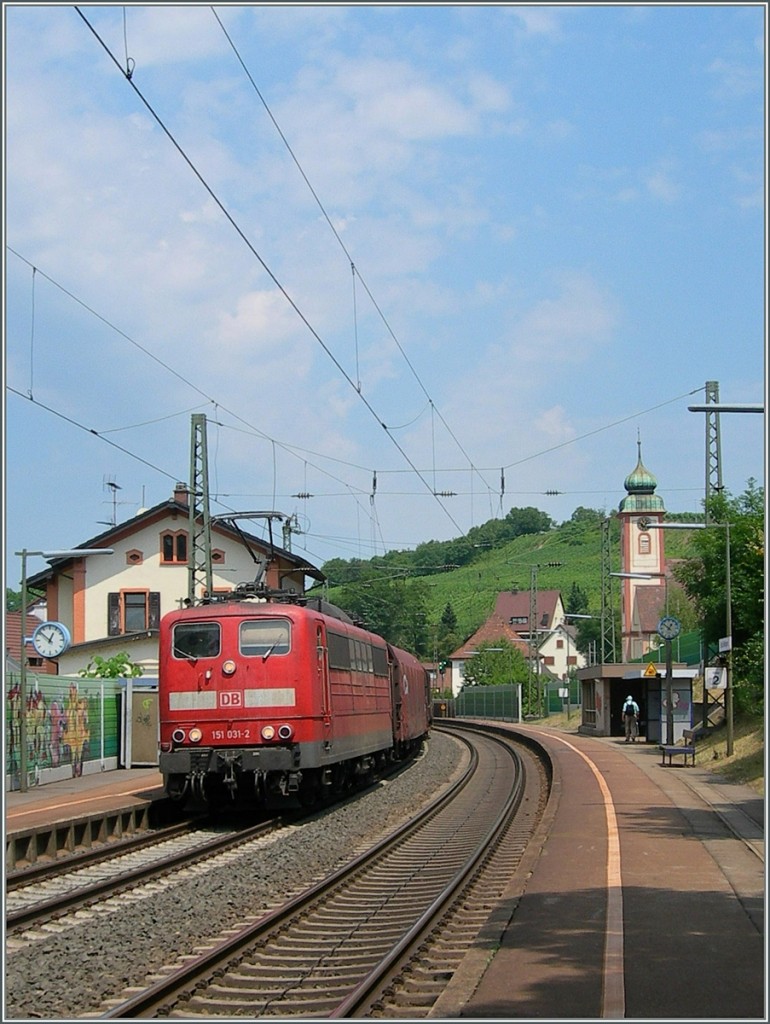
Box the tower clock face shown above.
[657,616,681,641]
[31,621,72,659]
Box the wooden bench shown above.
[659,728,697,767]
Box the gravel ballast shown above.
[4,730,465,1020]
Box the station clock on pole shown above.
[30,621,72,659]
[656,616,681,641]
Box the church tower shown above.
[617,438,667,660]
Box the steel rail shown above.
[100,734,481,1019]
[6,817,198,890]
[329,727,525,1018]
[6,820,278,930]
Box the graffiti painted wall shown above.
[5,673,121,790]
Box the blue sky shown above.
[4,3,766,590]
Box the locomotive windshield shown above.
[240,619,290,658]
[172,621,221,659]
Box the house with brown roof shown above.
[19,483,325,678]
[445,588,586,696]
[5,610,57,675]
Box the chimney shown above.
[174,482,189,505]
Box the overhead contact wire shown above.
[75,6,465,537]
[211,7,496,503]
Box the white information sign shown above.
[718,636,732,653]
[705,667,727,689]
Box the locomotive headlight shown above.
[222,660,237,676]
[277,724,294,740]
[261,725,276,740]
[189,728,203,743]
[172,728,186,744]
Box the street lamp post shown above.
[15,547,113,792]
[610,569,670,657]
[612,569,677,743]
[563,612,597,719]
[640,520,734,756]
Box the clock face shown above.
[657,616,681,641]
[31,621,71,659]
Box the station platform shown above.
[435,723,765,1020]
[5,767,165,837]
[4,729,765,1019]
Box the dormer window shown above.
[161,530,188,564]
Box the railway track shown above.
[98,725,549,1019]
[6,819,279,937]
[6,743,434,940]
[6,815,199,889]
[5,750,440,945]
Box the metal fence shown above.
[447,677,582,723]
[455,683,522,722]
[635,630,704,669]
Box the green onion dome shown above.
[619,439,666,513]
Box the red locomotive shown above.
[158,595,432,807]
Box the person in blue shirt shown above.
[623,695,640,743]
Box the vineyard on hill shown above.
[316,507,701,655]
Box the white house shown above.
[445,589,586,697]
[25,483,324,678]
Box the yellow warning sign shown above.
[644,662,658,677]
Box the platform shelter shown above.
[575,663,697,743]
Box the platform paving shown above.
[432,724,765,1020]
[4,730,764,1019]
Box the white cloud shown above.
[4,5,763,578]
[535,405,578,444]
[100,5,230,67]
[507,272,620,363]
[508,6,566,39]
[707,56,762,99]
[644,166,682,203]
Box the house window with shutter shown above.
[108,591,161,634]
[160,530,188,564]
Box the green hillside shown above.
[319,510,701,647]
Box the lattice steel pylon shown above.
[528,565,538,713]
[600,518,617,664]
[704,380,723,524]
[188,413,213,605]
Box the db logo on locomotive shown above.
[220,691,243,707]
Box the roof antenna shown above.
[97,476,123,527]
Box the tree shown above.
[440,603,458,632]
[335,577,431,657]
[7,586,45,611]
[461,640,529,688]
[567,506,605,527]
[79,652,143,679]
[673,481,764,711]
[503,506,554,537]
[565,582,590,616]
[435,602,461,662]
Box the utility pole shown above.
[703,381,723,525]
[188,413,213,605]
[528,565,537,716]
[600,518,617,664]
